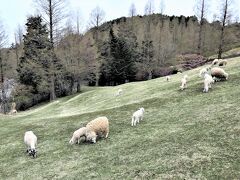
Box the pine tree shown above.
[18,16,52,95]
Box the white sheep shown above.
[180,75,188,90]
[85,116,109,143]
[131,107,145,126]
[69,127,87,145]
[24,131,37,158]
[211,67,228,80]
[166,76,170,81]
[199,67,211,78]
[8,102,17,115]
[211,59,219,66]
[115,88,123,96]
[218,59,227,66]
[203,73,214,93]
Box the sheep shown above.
[85,116,109,143]
[69,127,87,145]
[24,131,37,158]
[211,59,219,66]
[203,73,214,93]
[115,88,123,96]
[180,75,188,90]
[211,67,228,80]
[131,107,145,126]
[199,66,211,78]
[218,59,227,66]
[166,76,170,81]
[8,102,17,115]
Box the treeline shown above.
[0,0,240,111]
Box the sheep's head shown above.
[69,138,75,145]
[86,131,97,143]
[29,149,37,158]
[140,107,145,113]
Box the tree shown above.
[195,0,208,55]
[88,6,105,86]
[34,0,67,46]
[129,3,137,17]
[218,0,234,58]
[145,0,155,15]
[18,16,53,99]
[102,28,136,85]
[159,0,165,14]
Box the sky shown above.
[0,0,239,46]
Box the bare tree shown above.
[129,3,137,17]
[0,20,8,114]
[195,0,209,55]
[218,0,233,58]
[75,9,82,35]
[160,0,165,14]
[34,0,67,46]
[88,6,105,86]
[145,0,155,15]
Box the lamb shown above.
[131,107,145,126]
[8,102,17,115]
[115,88,123,96]
[180,75,188,90]
[166,76,170,81]
[203,73,214,93]
[85,116,109,143]
[218,59,227,66]
[69,127,87,145]
[24,131,37,158]
[211,67,228,80]
[211,59,219,66]
[199,67,210,78]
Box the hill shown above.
[0,57,240,179]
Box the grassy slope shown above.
[0,57,240,179]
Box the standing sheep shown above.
[8,102,17,115]
[131,107,145,126]
[166,76,170,81]
[211,67,228,80]
[69,127,87,145]
[218,59,227,66]
[211,59,219,66]
[115,89,123,96]
[24,131,37,158]
[203,73,214,93]
[180,75,188,90]
[85,116,109,143]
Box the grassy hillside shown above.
[0,57,240,179]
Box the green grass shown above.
[0,57,240,179]
[209,47,240,59]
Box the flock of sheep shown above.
[23,58,228,158]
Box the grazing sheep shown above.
[69,127,87,145]
[131,107,145,126]
[166,76,170,81]
[115,88,123,96]
[180,75,188,90]
[85,117,109,143]
[24,131,37,158]
[218,59,227,66]
[203,73,214,93]
[212,59,219,66]
[211,67,228,80]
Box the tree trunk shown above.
[49,0,54,46]
[50,74,56,101]
[197,0,205,55]
[76,77,81,93]
[218,0,228,59]
[148,70,152,80]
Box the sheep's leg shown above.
[131,117,135,126]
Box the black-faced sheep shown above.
[69,127,87,145]
[24,131,37,158]
[166,76,170,81]
[211,67,228,80]
[211,59,219,66]
[85,117,109,143]
[131,107,145,126]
